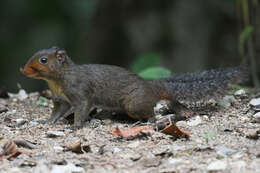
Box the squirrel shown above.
[20,47,248,127]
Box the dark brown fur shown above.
[20,47,247,127]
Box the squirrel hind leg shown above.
[123,96,156,120]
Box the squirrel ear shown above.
[56,49,67,64]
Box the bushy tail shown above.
[154,64,249,101]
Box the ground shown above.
[0,89,260,173]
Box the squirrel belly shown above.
[21,47,248,127]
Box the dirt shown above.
[0,89,260,173]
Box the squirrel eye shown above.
[39,57,48,64]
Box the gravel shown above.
[0,89,260,173]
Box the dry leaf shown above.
[160,124,190,138]
[64,140,91,153]
[109,126,153,138]
[0,139,31,160]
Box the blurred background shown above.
[0,0,259,93]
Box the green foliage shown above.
[232,85,249,94]
[239,26,254,45]
[204,131,215,144]
[131,53,162,73]
[131,52,172,79]
[138,67,172,80]
[37,96,49,107]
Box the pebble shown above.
[3,167,22,173]
[187,116,202,126]
[51,163,84,173]
[15,118,28,126]
[129,153,142,161]
[253,112,260,123]
[230,160,246,173]
[207,160,227,171]
[141,157,161,167]
[249,98,260,107]
[152,145,170,156]
[216,145,237,157]
[53,146,64,152]
[0,105,8,113]
[89,119,102,127]
[234,89,246,96]
[0,98,8,106]
[250,159,260,172]
[127,141,140,148]
[208,98,217,106]
[246,129,260,139]
[112,147,121,153]
[34,161,84,173]
[218,95,236,108]
[29,121,39,126]
[252,105,260,112]
[46,131,65,138]
[176,120,187,127]
[168,158,185,165]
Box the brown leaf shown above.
[0,139,31,160]
[109,126,153,138]
[160,124,190,138]
[0,140,20,160]
[64,140,91,154]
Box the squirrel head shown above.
[20,46,73,80]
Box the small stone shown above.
[234,89,246,96]
[187,116,202,126]
[176,121,187,127]
[0,105,8,113]
[207,160,227,171]
[5,167,23,173]
[232,152,244,159]
[208,98,217,106]
[230,160,246,173]
[53,146,64,151]
[216,145,237,157]
[253,112,260,123]
[152,145,170,156]
[46,131,65,138]
[218,95,236,108]
[252,105,260,111]
[34,160,50,173]
[141,157,161,167]
[249,98,260,107]
[240,116,250,123]
[112,147,121,153]
[29,121,39,126]
[89,119,102,127]
[20,160,37,167]
[129,153,142,161]
[15,118,28,126]
[250,159,260,172]
[168,158,185,165]
[202,115,209,121]
[246,129,260,139]
[51,163,84,173]
[127,141,140,148]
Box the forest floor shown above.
[0,89,260,173]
